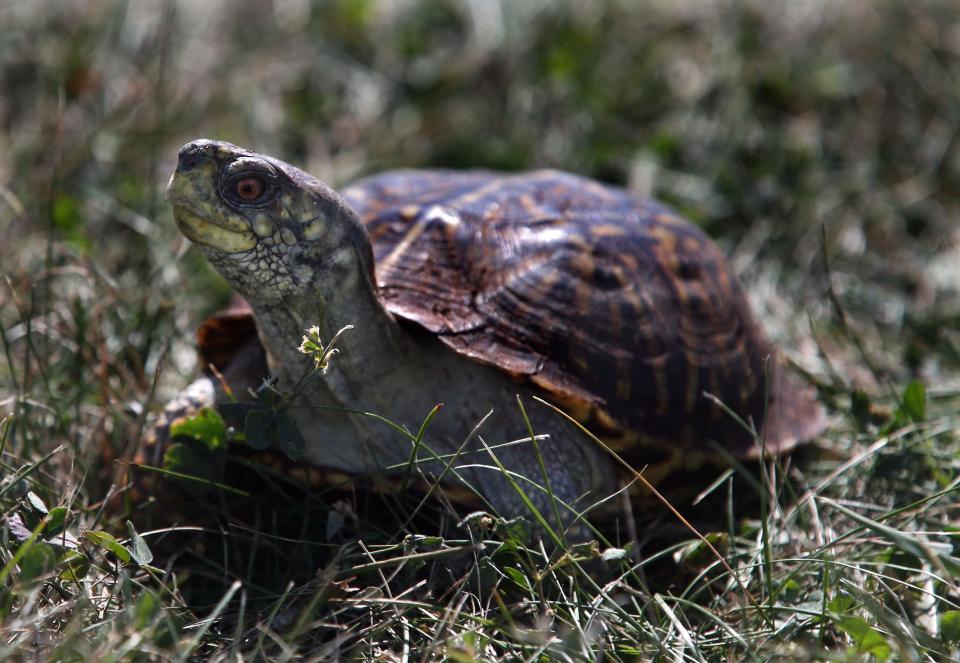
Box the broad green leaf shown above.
[84,530,131,563]
[51,194,91,251]
[942,610,960,643]
[856,629,892,661]
[161,442,188,472]
[217,402,257,435]
[45,506,67,536]
[244,409,275,450]
[405,535,443,549]
[837,616,891,661]
[571,540,600,556]
[901,380,926,422]
[277,412,305,460]
[18,543,57,582]
[828,594,856,614]
[58,550,90,582]
[162,442,220,484]
[494,516,532,548]
[170,407,228,451]
[503,566,531,591]
[134,590,158,629]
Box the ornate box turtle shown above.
[155,139,824,528]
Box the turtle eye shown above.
[220,160,278,208]
[236,177,264,201]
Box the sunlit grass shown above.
[2,0,960,660]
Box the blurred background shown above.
[4,5,960,655]
[2,0,960,477]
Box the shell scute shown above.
[340,169,820,459]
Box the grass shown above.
[2,0,960,660]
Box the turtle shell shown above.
[199,169,822,466]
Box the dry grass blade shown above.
[3,2,960,659]
[532,395,770,627]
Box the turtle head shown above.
[166,139,374,305]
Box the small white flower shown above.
[297,324,354,373]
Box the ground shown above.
[2,1,960,660]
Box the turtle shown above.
[154,138,824,533]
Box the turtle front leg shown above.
[462,424,617,545]
[137,375,218,468]
[127,337,268,495]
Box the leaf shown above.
[7,514,32,544]
[828,594,856,614]
[126,520,153,566]
[778,578,802,602]
[856,629,892,661]
[244,409,275,450]
[84,530,131,563]
[12,507,73,550]
[57,550,90,582]
[26,491,47,514]
[503,566,531,591]
[276,412,305,460]
[460,511,494,530]
[51,194,91,251]
[135,591,158,629]
[900,380,926,423]
[217,401,257,433]
[601,547,630,562]
[406,535,443,549]
[18,543,57,582]
[170,407,228,451]
[162,442,220,484]
[942,610,960,643]
[494,516,532,548]
[570,541,600,558]
[673,532,728,565]
[837,616,891,661]
[45,507,67,536]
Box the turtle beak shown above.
[167,140,219,205]
[163,171,176,202]
[167,140,258,253]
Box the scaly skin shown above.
[166,140,615,533]
[165,139,827,539]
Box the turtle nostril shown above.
[177,142,209,172]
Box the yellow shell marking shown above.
[379,224,427,274]
[650,354,671,415]
[708,370,724,421]
[448,176,509,208]
[654,212,689,227]
[684,353,700,414]
[591,223,627,237]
